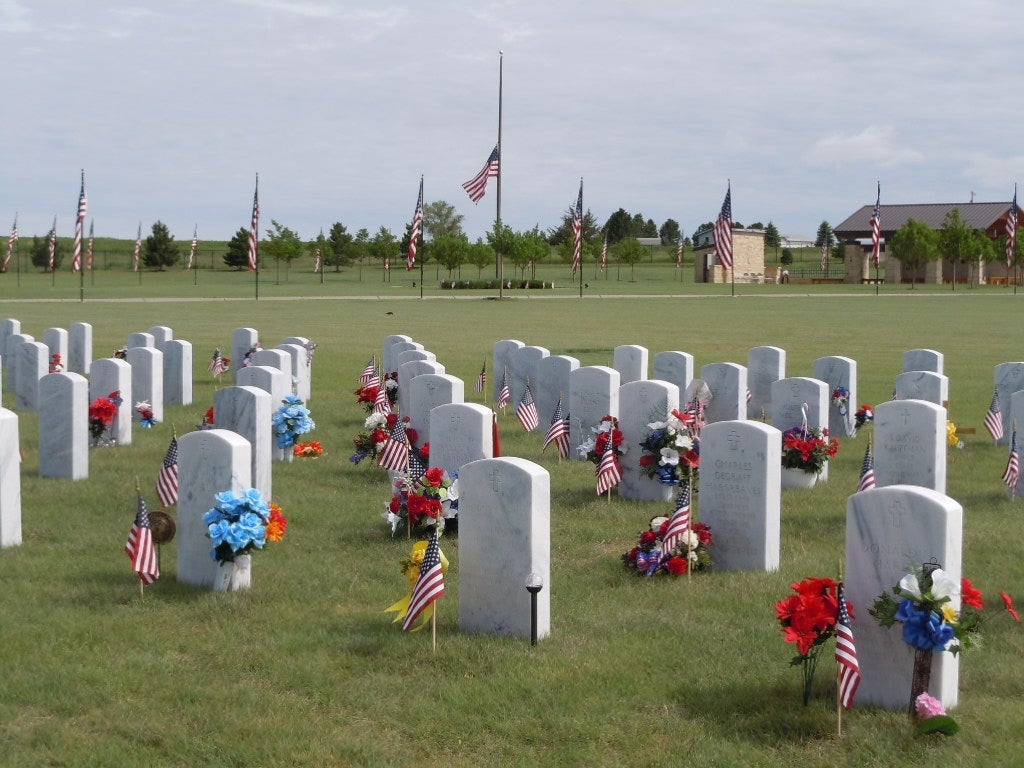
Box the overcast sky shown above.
[2,0,1022,244]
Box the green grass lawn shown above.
[0,274,1022,767]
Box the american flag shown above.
[3,214,16,272]
[156,437,180,508]
[662,480,691,553]
[474,362,486,393]
[209,348,229,377]
[714,184,733,269]
[125,496,159,585]
[1007,186,1018,270]
[132,222,141,272]
[596,430,622,495]
[497,367,511,410]
[373,376,391,415]
[313,245,321,273]
[1003,428,1020,490]
[820,240,829,273]
[408,176,423,271]
[542,395,570,459]
[187,225,198,269]
[407,447,428,482]
[85,220,94,269]
[378,417,410,471]
[402,530,446,631]
[676,235,684,269]
[985,388,1004,442]
[857,442,876,492]
[835,581,861,710]
[871,182,882,268]
[359,357,377,384]
[516,382,540,432]
[571,179,583,275]
[47,217,57,271]
[600,233,608,272]
[248,176,260,272]
[462,145,499,204]
[72,171,87,273]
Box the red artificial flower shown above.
[266,504,288,542]
[775,578,842,656]
[961,578,984,610]
[692,521,713,546]
[639,530,658,545]
[424,467,445,487]
[658,520,670,538]
[405,428,419,445]
[205,406,215,425]
[386,413,399,429]
[389,495,402,513]
[791,577,837,597]
[88,398,118,425]
[1001,591,1021,622]
[826,439,840,458]
[680,448,700,469]
[626,546,640,564]
[665,556,688,575]
[370,429,388,444]
[356,385,379,403]
[639,455,656,467]
[419,442,430,458]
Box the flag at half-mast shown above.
[132,222,141,272]
[407,176,423,271]
[542,395,570,459]
[187,225,198,269]
[248,176,260,271]
[125,495,159,585]
[571,179,583,275]
[871,182,882,268]
[462,145,499,204]
[72,171,87,272]
[3,214,17,272]
[676,234,684,269]
[1007,185,1018,270]
[714,183,733,269]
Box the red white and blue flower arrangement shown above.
[384,467,458,536]
[272,394,315,450]
[622,513,712,577]
[637,408,701,486]
[135,400,158,428]
[577,415,625,463]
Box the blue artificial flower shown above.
[656,466,678,485]
[240,488,269,516]
[898,600,955,651]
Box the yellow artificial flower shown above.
[941,604,959,624]
[946,421,959,447]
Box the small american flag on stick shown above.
[516,382,539,432]
[378,418,410,472]
[596,432,622,495]
[662,480,691,553]
[1003,427,1020,494]
[985,388,1004,442]
[157,436,179,508]
[474,362,486,393]
[497,367,511,410]
[402,530,446,631]
[835,582,861,710]
[857,442,876,492]
[126,495,159,586]
[541,395,570,459]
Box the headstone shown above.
[771,376,830,481]
[493,339,525,404]
[429,403,494,472]
[0,408,21,547]
[653,351,694,399]
[994,362,1024,445]
[69,322,93,374]
[408,373,465,445]
[43,328,69,367]
[902,348,943,375]
[126,347,164,424]
[4,332,32,397]
[397,349,436,367]
[176,429,252,588]
[569,366,620,461]
[510,346,550,422]
[1010,391,1024,498]
[389,341,424,375]
[281,335,309,347]
[846,485,962,710]
[874,400,946,493]
[700,362,747,424]
[163,339,193,406]
[397,359,445,416]
[0,320,20,393]
[699,420,781,571]
[617,379,679,501]
[382,334,413,375]
[38,372,88,479]
[231,327,259,372]
[251,348,293,391]
[89,358,132,446]
[126,332,154,349]
[534,354,580,433]
[235,365,290,435]
[459,457,550,640]
[277,343,311,402]
[895,371,949,407]
[147,326,173,351]
[16,341,48,411]
[813,355,857,438]
[215,385,273,501]
[613,344,648,384]
[747,346,786,420]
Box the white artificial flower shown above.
[649,515,669,532]
[383,510,401,535]
[385,379,398,390]
[446,479,459,502]
[673,434,694,451]
[577,437,596,457]
[659,447,680,466]
[683,530,700,549]
[899,573,922,600]
[135,400,151,410]
[647,419,668,431]
[930,569,959,600]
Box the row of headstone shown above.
[228,328,313,404]
[995,362,1024,445]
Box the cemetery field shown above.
[1,288,1022,767]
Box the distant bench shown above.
[861,278,884,284]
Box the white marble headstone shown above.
[147,326,173,351]
[3,331,31,394]
[16,341,48,411]
[747,346,786,420]
[176,429,252,589]
[771,376,830,481]
[44,328,68,366]
[0,407,21,547]
[397,359,445,416]
[215,385,273,501]
[277,343,311,402]
[617,379,679,501]
[895,371,948,407]
[69,322,93,375]
[492,339,525,404]
[397,349,436,367]
[163,339,193,406]
[38,372,88,479]
[428,403,493,472]
[700,420,781,571]
[126,346,164,424]
[700,362,748,424]
[569,365,620,461]
[89,358,132,446]
[994,362,1024,445]
[231,327,259,373]
[408,373,465,446]
[251,348,293,390]
[510,346,549,422]
[459,457,550,640]
[382,334,412,376]
[534,354,579,434]
[846,485,961,710]
[813,355,857,438]
[874,400,946,493]
[902,348,943,375]
[613,344,648,384]
[126,331,154,349]
[653,351,694,399]
[1009,391,1024,498]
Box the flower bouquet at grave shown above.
[385,536,449,631]
[272,394,315,450]
[774,577,846,705]
[947,421,964,450]
[135,400,157,428]
[49,353,64,373]
[88,393,119,446]
[622,516,712,577]
[354,372,398,413]
[638,409,700,486]
[203,487,287,565]
[384,467,458,536]
[831,386,850,416]
[350,412,392,464]
[293,441,324,458]
[577,415,625,464]
[197,406,215,430]
[854,403,874,431]
[781,425,838,474]
[113,347,127,360]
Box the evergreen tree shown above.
[223,227,250,270]
[814,221,835,249]
[142,221,180,270]
[326,222,353,270]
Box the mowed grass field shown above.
[0,270,1022,767]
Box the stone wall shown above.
[693,230,766,283]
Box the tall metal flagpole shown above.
[254,174,260,301]
[419,176,425,300]
[497,50,504,300]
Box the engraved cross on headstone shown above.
[490,468,502,495]
[901,407,911,426]
[727,430,740,451]
[888,499,905,529]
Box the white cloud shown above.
[0,0,30,33]
[962,152,1024,191]
[804,126,924,169]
